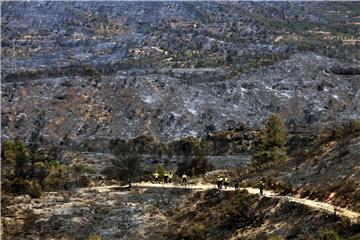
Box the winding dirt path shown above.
[132,182,360,222]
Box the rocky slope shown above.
[1,185,188,239]
[1,2,360,147]
[240,125,360,212]
[2,3,360,240]
[2,184,359,240]
[2,52,360,146]
[285,132,360,212]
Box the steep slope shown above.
[2,53,359,147]
[288,133,360,211]
[2,185,359,240]
[134,182,360,222]
[242,125,360,212]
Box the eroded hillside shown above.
[1,1,360,146]
[2,184,359,240]
[1,2,360,239]
[240,123,360,213]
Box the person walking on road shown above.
[163,171,169,183]
[259,180,264,196]
[234,178,239,190]
[216,175,223,189]
[168,172,173,183]
[224,177,230,189]
[153,172,159,183]
[182,173,187,186]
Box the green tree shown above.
[176,137,213,177]
[253,114,288,165]
[172,136,200,156]
[1,141,16,164]
[106,139,142,181]
[1,139,66,195]
[12,139,32,178]
[261,114,288,149]
[1,138,28,165]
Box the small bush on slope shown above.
[319,229,341,240]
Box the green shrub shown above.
[83,66,100,76]
[129,135,156,154]
[28,181,42,198]
[318,119,360,144]
[330,179,356,196]
[101,166,118,180]
[352,120,360,131]
[267,236,284,240]
[1,179,12,193]
[171,136,201,156]
[7,179,42,197]
[1,139,32,178]
[79,175,91,187]
[144,205,161,216]
[11,178,28,194]
[318,229,341,240]
[1,139,73,194]
[88,234,101,240]
[155,164,166,179]
[72,164,97,174]
[1,140,17,164]
[33,162,49,186]
[343,119,360,137]
[180,222,206,240]
[48,160,59,168]
[224,191,251,219]
[14,150,31,176]
[176,156,213,177]
[44,165,70,190]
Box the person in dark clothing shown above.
[259,180,264,195]
[163,172,169,183]
[234,178,239,190]
[168,172,173,183]
[216,176,223,189]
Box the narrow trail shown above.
[131,182,360,223]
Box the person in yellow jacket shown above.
[168,172,173,183]
[224,177,230,189]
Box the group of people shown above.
[153,171,174,184]
[152,171,265,195]
[153,171,189,186]
[217,176,265,195]
[216,175,241,190]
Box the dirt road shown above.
[132,182,360,222]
